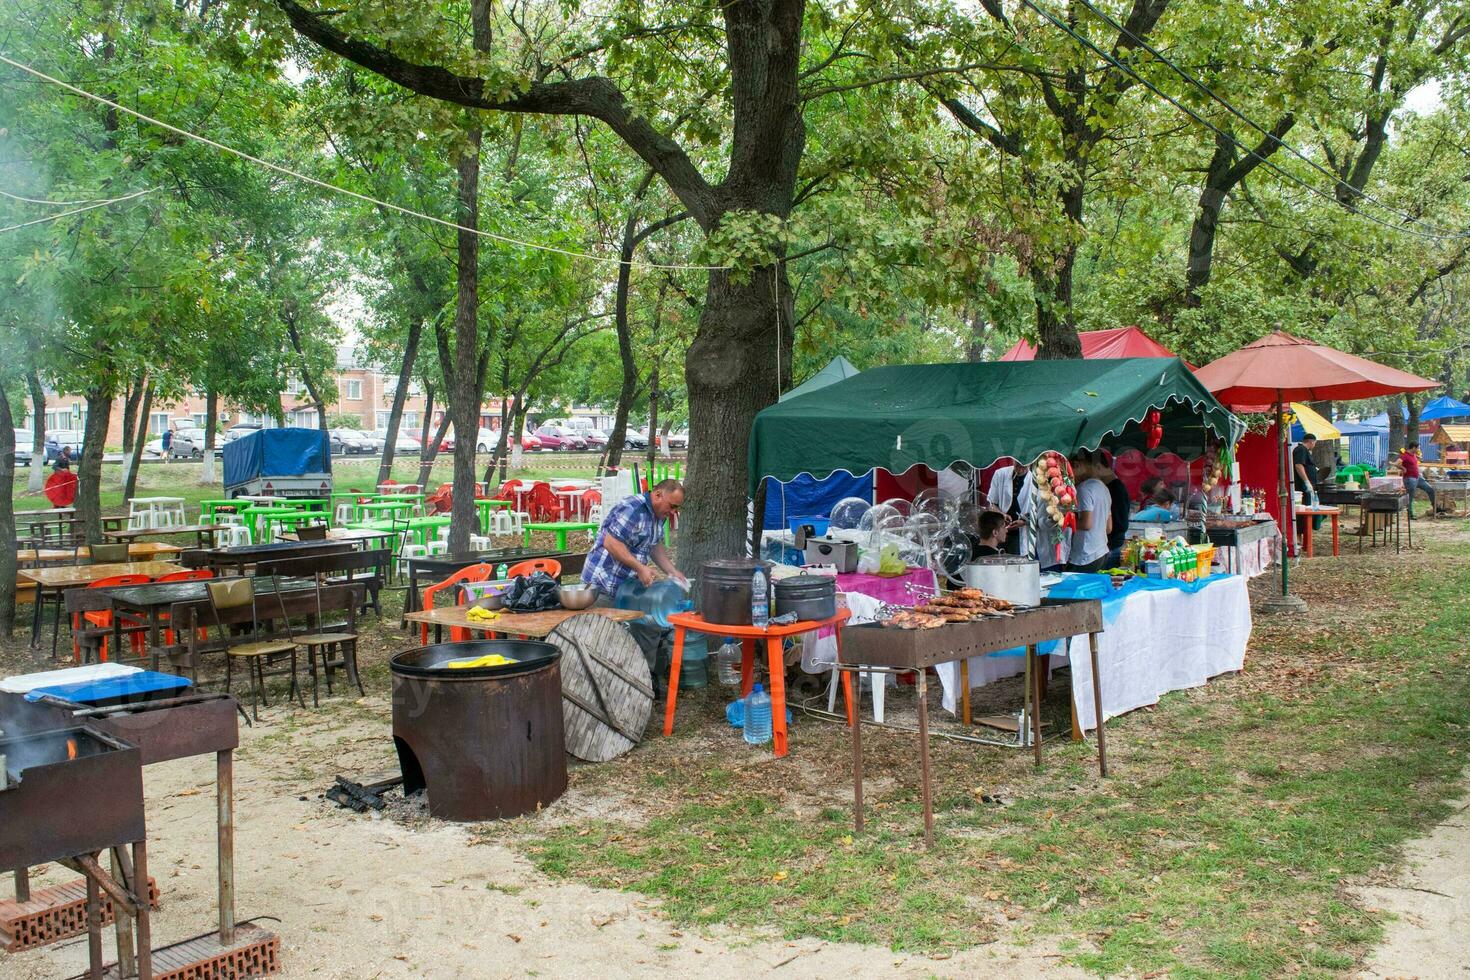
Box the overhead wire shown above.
[1011,0,1470,241]
[1069,0,1470,238]
[0,52,728,270]
[0,187,152,207]
[0,188,156,235]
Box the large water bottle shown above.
[743,683,772,745]
[715,641,742,686]
[750,567,769,629]
[613,578,691,629]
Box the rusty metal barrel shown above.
[390,641,567,821]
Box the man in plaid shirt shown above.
[584,480,687,683]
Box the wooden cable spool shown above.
[545,613,655,762]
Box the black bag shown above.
[500,571,562,612]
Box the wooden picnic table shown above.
[19,561,186,653]
[402,604,641,643]
[283,526,396,544]
[105,577,315,662]
[402,548,588,614]
[19,542,182,565]
[105,524,226,548]
[188,539,357,574]
[523,521,598,550]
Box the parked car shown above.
[329,428,371,455]
[222,423,261,444]
[583,428,609,450]
[144,427,205,459]
[351,429,385,453]
[373,428,422,454]
[45,430,85,462]
[520,430,542,452]
[536,424,587,451]
[623,429,648,450]
[666,430,689,450]
[14,430,34,464]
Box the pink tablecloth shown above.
[818,568,938,639]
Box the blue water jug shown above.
[613,578,691,629]
[743,683,772,745]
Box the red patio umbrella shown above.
[1195,331,1437,610]
[44,470,79,507]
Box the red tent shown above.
[1001,325,1191,366]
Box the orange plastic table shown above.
[665,609,852,757]
[1296,505,1341,557]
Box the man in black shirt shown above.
[974,511,1008,557]
[1292,434,1320,501]
[1097,454,1131,567]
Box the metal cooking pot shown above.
[960,555,1041,606]
[699,558,771,626]
[774,574,836,621]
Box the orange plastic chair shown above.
[142,569,216,645]
[420,563,494,643]
[76,574,153,662]
[505,558,562,580]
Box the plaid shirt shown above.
[581,493,664,596]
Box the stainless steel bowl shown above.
[558,585,598,610]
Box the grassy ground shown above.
[473,519,1470,977]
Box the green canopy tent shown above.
[749,358,1242,492]
[781,355,861,402]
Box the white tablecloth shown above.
[935,575,1252,730]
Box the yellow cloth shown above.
[445,654,519,669]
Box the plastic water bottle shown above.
[614,578,692,629]
[750,568,769,629]
[743,683,772,745]
[715,641,742,686]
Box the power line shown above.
[0,187,151,207]
[1070,0,1470,238]
[1013,0,1470,242]
[0,188,156,234]
[0,52,727,271]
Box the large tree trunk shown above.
[606,212,641,473]
[0,382,16,635]
[378,316,423,485]
[121,380,153,501]
[645,362,660,473]
[120,375,143,457]
[447,132,484,553]
[1388,397,1407,456]
[1406,395,1422,454]
[200,387,218,484]
[1030,180,1083,360]
[77,390,113,544]
[27,371,45,492]
[680,265,795,571]
[417,411,453,491]
[1185,118,1294,307]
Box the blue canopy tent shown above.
[1334,419,1388,467]
[761,357,871,531]
[1421,395,1470,421]
[1361,406,1447,461]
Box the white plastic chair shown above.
[469,535,492,550]
[220,524,252,548]
[333,502,355,526]
[397,543,428,578]
[425,540,449,556]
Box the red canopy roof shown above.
[1001,325,1184,363]
[1195,331,1438,408]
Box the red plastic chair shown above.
[76,574,153,662]
[494,479,522,502]
[505,558,562,580]
[580,489,602,521]
[420,563,494,643]
[426,483,454,515]
[526,482,563,523]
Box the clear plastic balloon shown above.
[857,502,900,547]
[829,496,871,530]
[879,497,914,518]
[906,512,942,539]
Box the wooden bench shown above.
[254,549,390,619]
[61,585,153,667]
[164,583,366,709]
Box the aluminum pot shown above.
[774,574,836,621]
[960,555,1041,606]
[699,558,771,626]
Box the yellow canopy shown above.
[1291,402,1341,440]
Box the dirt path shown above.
[1356,773,1470,979]
[6,701,1084,980]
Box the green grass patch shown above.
[503,534,1470,976]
